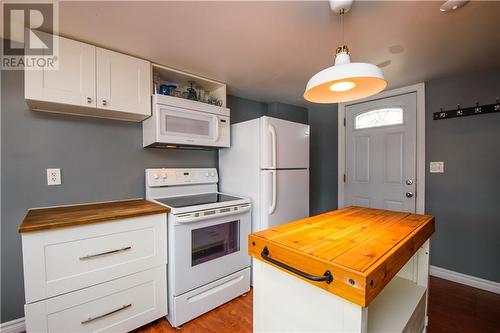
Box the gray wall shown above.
[0,69,218,322]
[425,69,500,282]
[227,95,308,125]
[227,95,268,124]
[267,102,308,125]
[308,104,338,215]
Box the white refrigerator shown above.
[219,116,310,232]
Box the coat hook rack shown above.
[434,98,500,120]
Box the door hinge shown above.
[343,174,346,182]
[343,117,346,126]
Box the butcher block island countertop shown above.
[19,199,169,233]
[248,206,435,308]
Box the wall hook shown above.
[474,102,481,114]
[434,100,500,120]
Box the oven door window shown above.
[192,220,240,266]
[160,106,214,139]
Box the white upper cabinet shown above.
[25,34,151,122]
[96,48,151,117]
[25,35,96,108]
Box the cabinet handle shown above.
[102,99,107,106]
[79,246,131,260]
[261,247,333,284]
[81,303,132,324]
[86,97,92,103]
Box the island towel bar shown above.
[261,247,333,284]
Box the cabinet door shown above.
[25,35,96,107]
[96,48,151,116]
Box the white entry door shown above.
[344,92,417,212]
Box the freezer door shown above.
[259,169,309,231]
[260,117,310,169]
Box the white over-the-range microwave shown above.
[143,94,230,149]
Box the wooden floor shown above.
[134,277,499,333]
[427,277,500,333]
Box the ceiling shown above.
[57,1,500,107]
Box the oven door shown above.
[158,104,221,146]
[169,208,251,296]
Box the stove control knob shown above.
[210,171,216,177]
[153,174,159,180]
[161,173,167,179]
[205,172,209,177]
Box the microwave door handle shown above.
[214,115,220,142]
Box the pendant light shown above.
[304,1,387,104]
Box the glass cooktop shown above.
[155,193,242,208]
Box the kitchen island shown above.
[248,206,435,333]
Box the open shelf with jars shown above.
[152,63,227,108]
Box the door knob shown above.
[405,192,414,198]
[405,179,414,185]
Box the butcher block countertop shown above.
[248,206,435,307]
[19,199,169,233]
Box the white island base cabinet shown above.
[253,240,430,333]
[25,266,166,333]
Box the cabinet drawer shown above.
[25,266,167,333]
[169,267,250,327]
[22,214,166,303]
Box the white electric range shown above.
[145,168,251,327]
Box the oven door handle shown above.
[175,205,251,224]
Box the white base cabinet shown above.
[21,213,167,333]
[25,266,166,333]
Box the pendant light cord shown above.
[340,8,345,46]
[336,8,349,55]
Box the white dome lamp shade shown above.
[304,2,387,104]
[304,45,387,103]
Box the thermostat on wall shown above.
[430,161,444,173]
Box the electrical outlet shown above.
[429,162,444,173]
[47,168,61,185]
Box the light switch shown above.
[429,162,444,173]
[47,168,62,185]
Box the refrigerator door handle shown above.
[269,124,277,169]
[269,170,277,214]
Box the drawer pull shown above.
[261,246,333,284]
[79,246,132,260]
[81,303,132,324]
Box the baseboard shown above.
[430,265,500,294]
[0,317,25,333]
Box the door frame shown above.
[337,83,426,214]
